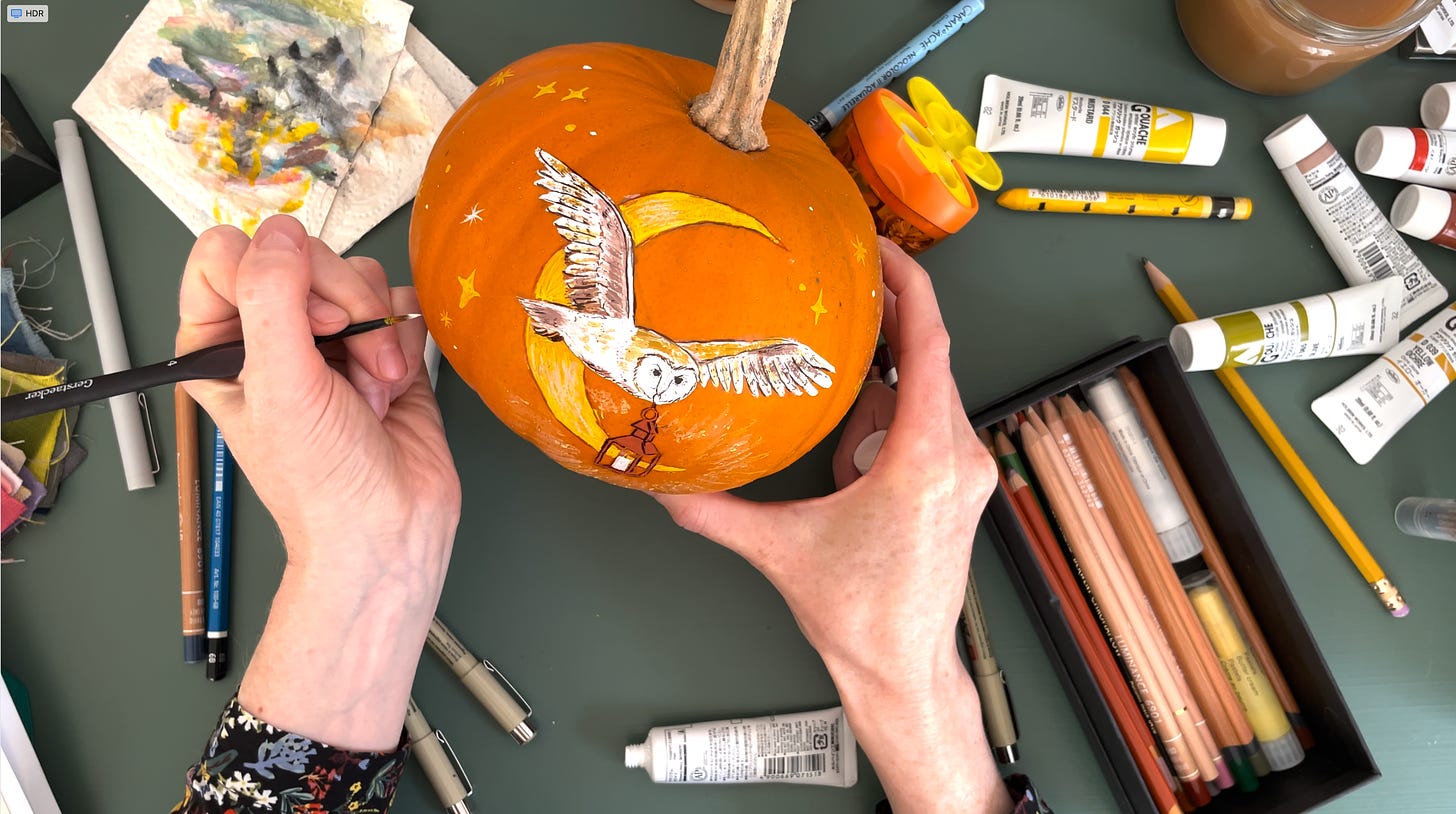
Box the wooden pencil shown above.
[1035,402,1221,785]
[1003,465,1189,813]
[1067,397,1258,791]
[1141,258,1405,617]
[1020,413,1213,785]
[176,384,205,664]
[1114,367,1311,749]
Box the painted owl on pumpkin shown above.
[521,149,836,405]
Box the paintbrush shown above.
[1,314,421,422]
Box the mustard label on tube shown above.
[975,74,1226,166]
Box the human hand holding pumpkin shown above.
[176,215,461,751]
[654,239,1012,814]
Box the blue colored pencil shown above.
[206,427,234,681]
[806,0,986,135]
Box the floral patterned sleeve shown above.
[173,695,410,813]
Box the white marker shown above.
[53,119,154,490]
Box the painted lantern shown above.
[410,6,881,493]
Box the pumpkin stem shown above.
[690,0,793,152]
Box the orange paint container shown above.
[827,80,1000,255]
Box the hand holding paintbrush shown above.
[170,215,461,751]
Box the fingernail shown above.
[306,297,348,325]
[253,221,304,253]
[378,345,407,381]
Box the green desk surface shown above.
[2,1,1453,811]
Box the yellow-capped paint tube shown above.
[997,189,1252,219]
[975,74,1226,166]
[1169,277,1404,372]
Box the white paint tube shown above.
[1312,302,1456,464]
[974,74,1226,166]
[1423,82,1456,130]
[1168,277,1404,372]
[1265,114,1446,329]
[625,706,857,786]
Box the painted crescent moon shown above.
[526,191,781,470]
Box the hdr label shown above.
[6,5,48,21]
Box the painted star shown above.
[486,68,514,87]
[533,81,557,98]
[458,270,481,309]
[439,311,454,328]
[810,289,829,325]
[851,236,867,265]
[561,87,589,102]
[461,203,485,225]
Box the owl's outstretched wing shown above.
[679,339,836,397]
[534,148,635,321]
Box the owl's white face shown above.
[633,352,698,405]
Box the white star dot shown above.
[461,203,485,224]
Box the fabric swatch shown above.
[0,355,68,487]
[1,267,54,359]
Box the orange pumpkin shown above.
[410,1,881,492]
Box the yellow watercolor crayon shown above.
[1185,573,1305,772]
[997,188,1253,220]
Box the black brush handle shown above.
[1,342,244,422]
[1,315,413,424]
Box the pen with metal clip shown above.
[963,572,1019,763]
[405,697,474,814]
[426,616,537,744]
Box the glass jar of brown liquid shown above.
[1177,0,1444,95]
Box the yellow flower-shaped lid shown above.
[906,76,1003,192]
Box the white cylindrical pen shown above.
[405,697,473,814]
[52,119,154,490]
[426,616,536,743]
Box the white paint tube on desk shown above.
[625,706,857,786]
[1265,114,1446,330]
[1168,277,1404,372]
[1312,301,1456,464]
[974,75,1226,165]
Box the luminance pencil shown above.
[1020,413,1209,786]
[1114,366,1311,749]
[1068,397,1254,791]
[1036,402,1220,785]
[176,385,205,664]
[1140,258,1406,617]
[1002,465,1187,814]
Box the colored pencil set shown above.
[981,367,1313,812]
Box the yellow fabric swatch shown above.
[1,363,67,486]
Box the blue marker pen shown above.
[806,1,986,136]
[206,427,234,681]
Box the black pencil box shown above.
[967,337,1379,814]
